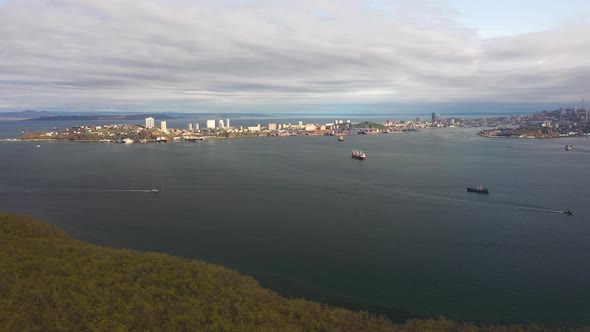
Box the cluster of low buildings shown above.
[32,124,142,140]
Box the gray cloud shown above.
[0,0,589,112]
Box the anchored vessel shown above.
[338,135,344,141]
[352,150,366,160]
[565,144,573,151]
[466,185,489,194]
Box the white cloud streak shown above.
[0,0,589,112]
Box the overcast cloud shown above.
[1,0,589,113]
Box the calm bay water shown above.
[1,125,589,325]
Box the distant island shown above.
[1,213,578,331]
[24,114,176,121]
[0,110,55,121]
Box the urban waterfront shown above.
[0,127,589,325]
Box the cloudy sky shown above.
[1,0,589,114]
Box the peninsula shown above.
[10,115,472,143]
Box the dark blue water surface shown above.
[0,124,589,325]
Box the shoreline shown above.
[4,132,589,143]
[1,212,583,330]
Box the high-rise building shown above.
[268,123,277,130]
[431,112,441,121]
[161,121,167,132]
[188,123,193,131]
[584,97,588,123]
[206,120,216,129]
[226,118,230,128]
[145,117,155,128]
[195,123,200,130]
[218,119,224,129]
[298,121,303,127]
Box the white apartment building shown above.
[145,117,155,128]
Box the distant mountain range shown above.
[23,114,176,121]
[0,110,55,119]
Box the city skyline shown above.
[1,0,589,114]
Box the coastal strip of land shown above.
[0,212,584,331]
[2,106,589,143]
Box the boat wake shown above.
[0,187,158,195]
[290,168,566,215]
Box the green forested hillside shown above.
[0,213,581,331]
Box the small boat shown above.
[149,188,159,193]
[49,127,58,130]
[563,210,575,215]
[466,185,489,194]
[352,150,366,160]
[338,135,344,141]
[565,144,573,151]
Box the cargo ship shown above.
[352,150,366,160]
[565,144,573,151]
[466,185,489,194]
